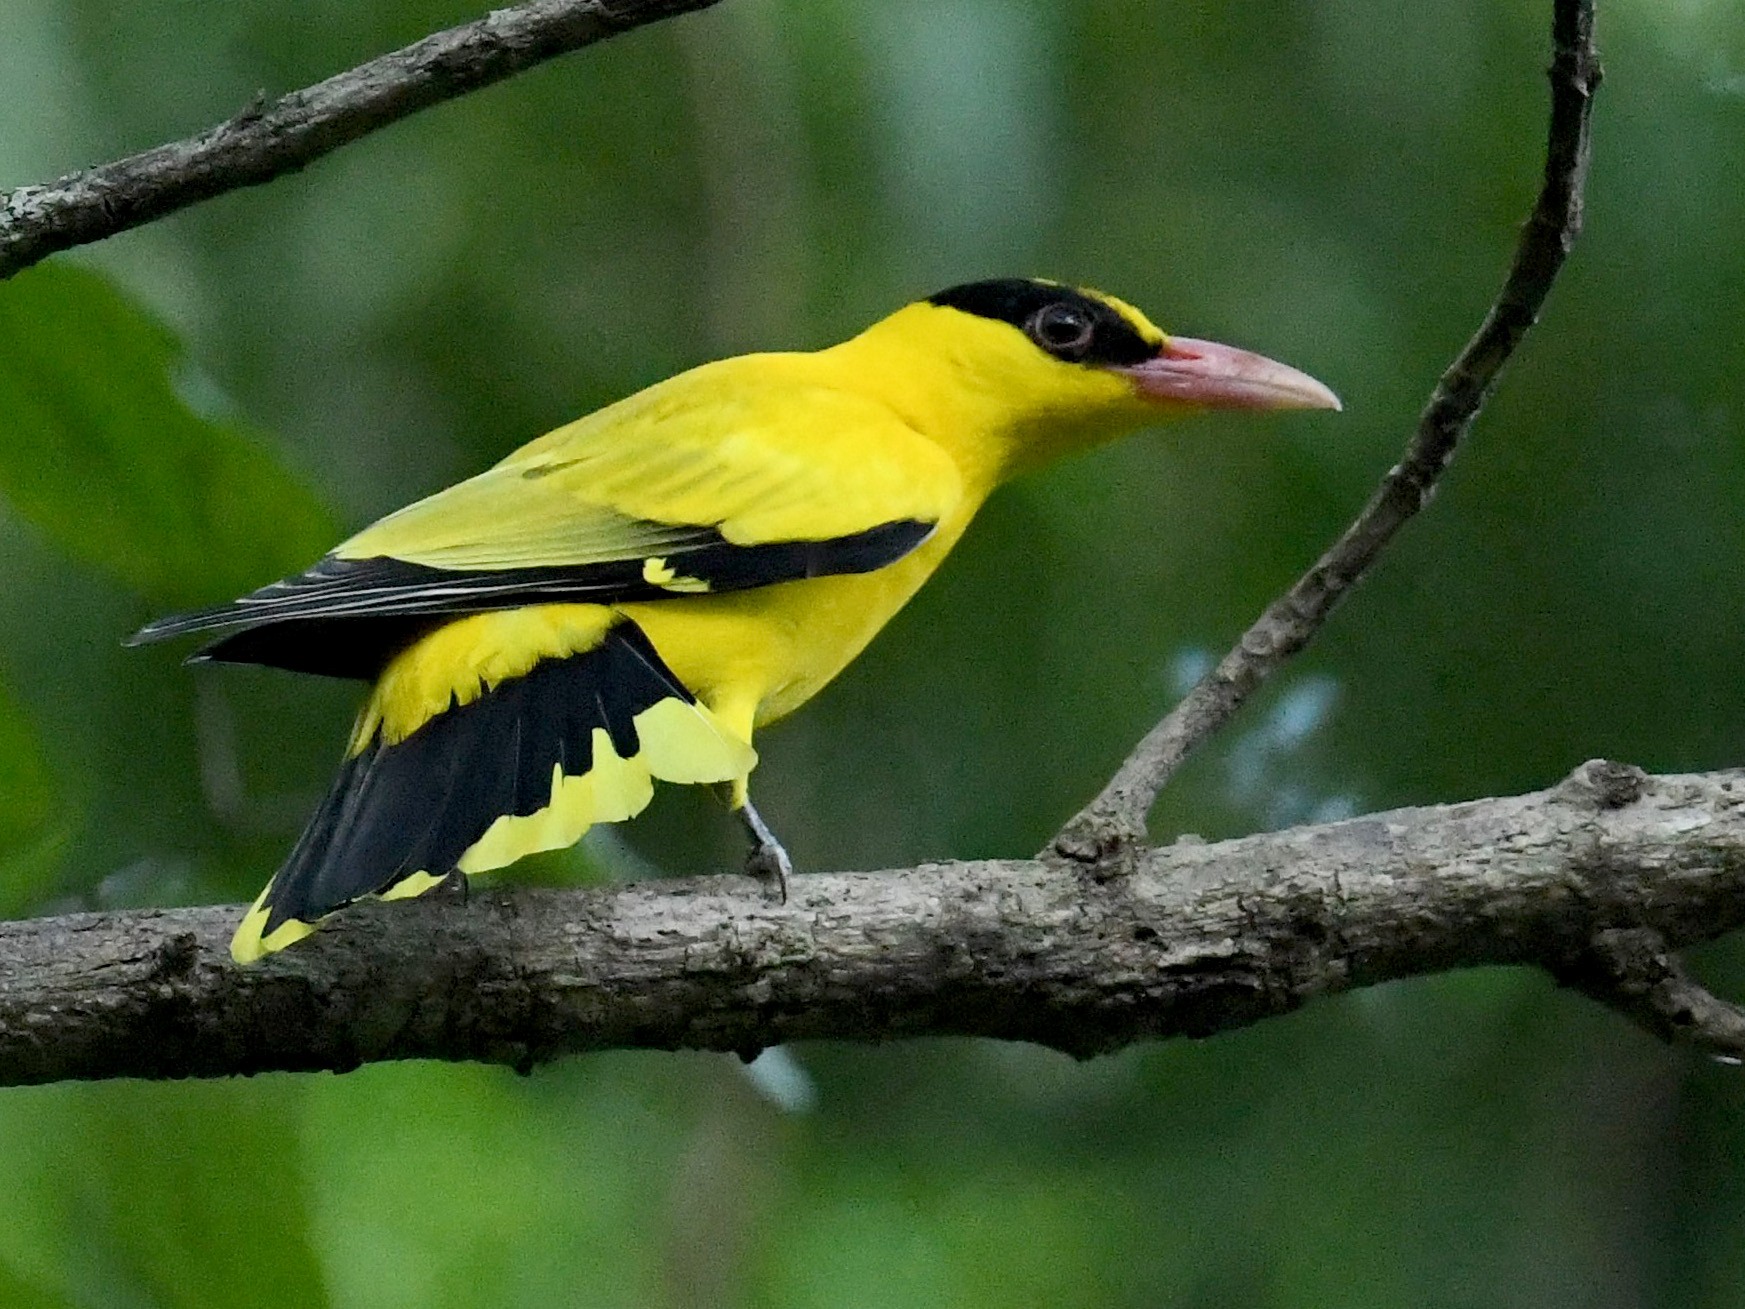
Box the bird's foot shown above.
[739,800,792,903]
[745,841,792,903]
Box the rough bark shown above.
[5,761,1743,1088]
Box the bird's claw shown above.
[745,840,792,903]
[739,798,792,903]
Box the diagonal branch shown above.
[0,0,723,280]
[1052,0,1602,860]
[3,760,1743,1088]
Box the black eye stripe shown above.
[927,278,1158,366]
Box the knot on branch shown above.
[151,931,201,980]
[1048,818,1147,877]
[1554,758,1648,810]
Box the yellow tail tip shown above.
[229,888,319,964]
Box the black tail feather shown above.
[235,621,726,957]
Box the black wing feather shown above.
[130,519,935,679]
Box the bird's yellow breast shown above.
[623,508,974,734]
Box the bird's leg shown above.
[706,694,789,902]
[740,801,792,903]
[733,785,792,903]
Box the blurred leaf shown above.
[302,1059,693,1309]
[0,1258,72,1309]
[0,674,67,914]
[762,1160,1123,1309]
[0,1079,327,1309]
[0,263,337,608]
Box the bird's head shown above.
[835,277,1339,481]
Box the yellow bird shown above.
[132,278,1338,962]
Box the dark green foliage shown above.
[0,265,335,607]
[0,681,61,916]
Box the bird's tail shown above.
[230,611,755,963]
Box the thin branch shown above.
[3,760,1741,1088]
[0,0,723,280]
[1558,927,1745,1062]
[1052,0,1602,860]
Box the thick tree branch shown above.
[1053,0,1602,859]
[4,761,1743,1087]
[0,0,723,280]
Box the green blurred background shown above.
[2,0,1744,1303]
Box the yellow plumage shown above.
[132,278,1338,962]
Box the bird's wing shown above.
[129,359,963,659]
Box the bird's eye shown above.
[1027,303,1096,361]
